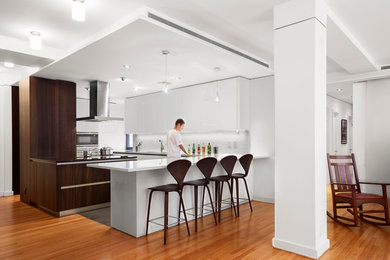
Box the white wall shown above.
[249,76,275,203]
[0,86,13,196]
[362,78,390,196]
[326,96,353,155]
[76,101,126,150]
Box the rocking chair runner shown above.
[327,153,390,226]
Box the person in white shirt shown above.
[167,119,188,158]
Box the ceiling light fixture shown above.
[72,0,86,22]
[4,62,15,68]
[160,50,171,94]
[134,86,139,92]
[214,67,221,103]
[30,31,42,50]
[123,64,131,69]
[337,88,343,92]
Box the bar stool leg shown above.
[179,190,190,236]
[206,185,217,225]
[201,185,206,217]
[214,181,219,211]
[243,178,253,212]
[178,191,182,226]
[219,182,224,223]
[236,178,240,217]
[145,190,154,236]
[230,179,234,208]
[164,192,169,245]
[194,186,198,232]
[226,181,237,217]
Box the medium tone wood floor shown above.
[1,191,390,260]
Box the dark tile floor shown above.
[79,207,110,226]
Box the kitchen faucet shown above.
[159,140,164,153]
[135,141,142,152]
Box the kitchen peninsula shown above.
[88,154,265,237]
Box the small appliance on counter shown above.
[83,150,92,158]
[100,146,113,156]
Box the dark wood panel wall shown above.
[19,77,31,203]
[19,76,76,204]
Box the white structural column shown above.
[352,82,367,184]
[273,0,329,258]
[0,86,13,197]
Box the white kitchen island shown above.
[88,154,264,237]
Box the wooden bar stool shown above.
[210,155,237,223]
[231,154,254,216]
[145,159,191,244]
[182,157,218,232]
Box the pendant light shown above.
[72,0,86,22]
[161,50,170,94]
[30,31,42,50]
[214,67,221,102]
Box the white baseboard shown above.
[253,196,274,204]
[272,237,329,259]
[0,191,14,197]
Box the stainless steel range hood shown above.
[76,81,124,122]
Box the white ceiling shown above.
[327,0,390,66]
[1,0,389,101]
[327,82,353,104]
[35,18,271,97]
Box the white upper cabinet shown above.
[125,77,250,134]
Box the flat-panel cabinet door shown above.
[214,79,238,130]
[125,98,142,133]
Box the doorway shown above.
[12,86,20,195]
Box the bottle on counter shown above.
[207,143,212,155]
[197,144,201,155]
[192,143,195,154]
[202,143,206,155]
[188,144,191,155]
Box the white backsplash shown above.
[77,120,126,151]
[134,130,250,154]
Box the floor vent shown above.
[147,12,269,68]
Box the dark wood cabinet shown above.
[19,76,76,204]
[30,161,110,215]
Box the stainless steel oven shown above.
[76,132,99,157]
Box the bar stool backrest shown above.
[196,157,217,181]
[239,154,253,177]
[220,155,237,177]
[167,159,192,188]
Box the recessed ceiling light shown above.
[4,62,14,68]
[163,87,169,94]
[134,86,139,92]
[170,76,181,81]
[72,0,86,22]
[337,88,343,92]
[30,31,42,50]
[123,65,131,69]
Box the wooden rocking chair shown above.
[327,153,390,226]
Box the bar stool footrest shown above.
[149,215,187,227]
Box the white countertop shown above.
[88,154,268,173]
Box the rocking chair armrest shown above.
[332,183,357,188]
